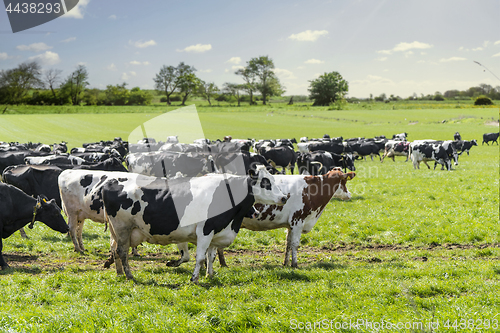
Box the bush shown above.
[474,95,493,106]
[434,95,445,101]
[129,90,153,105]
[160,96,169,103]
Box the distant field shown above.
[0,106,498,332]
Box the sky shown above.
[0,0,499,98]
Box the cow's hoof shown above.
[103,260,113,269]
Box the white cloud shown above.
[61,37,76,43]
[129,40,157,48]
[106,63,117,71]
[142,61,150,65]
[226,57,241,64]
[304,58,324,64]
[439,57,467,62]
[483,41,490,48]
[64,0,90,19]
[77,62,87,66]
[121,71,137,80]
[376,57,388,61]
[472,47,483,51]
[224,69,229,73]
[16,42,52,52]
[177,44,212,53]
[351,75,394,86]
[494,40,500,45]
[273,68,297,80]
[199,69,213,73]
[492,52,500,57]
[231,65,244,70]
[130,60,150,65]
[28,51,60,65]
[288,30,328,42]
[404,51,414,58]
[296,66,305,69]
[108,15,117,20]
[378,41,433,55]
[0,52,8,60]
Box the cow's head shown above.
[343,154,355,171]
[323,170,356,201]
[248,167,287,205]
[32,195,69,233]
[471,139,478,146]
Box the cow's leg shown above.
[206,246,217,278]
[284,227,293,266]
[166,242,190,267]
[19,227,28,239]
[67,215,83,253]
[217,248,228,267]
[76,219,86,253]
[289,227,302,268]
[191,232,213,283]
[131,247,139,256]
[0,236,10,270]
[103,236,116,269]
[115,236,133,280]
[423,161,431,169]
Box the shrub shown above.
[434,95,445,101]
[160,96,169,103]
[474,95,493,106]
[129,90,153,105]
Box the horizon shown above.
[1,0,499,99]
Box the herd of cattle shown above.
[0,130,497,281]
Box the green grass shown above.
[0,105,498,332]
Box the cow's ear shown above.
[248,169,257,179]
[343,172,356,181]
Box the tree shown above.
[247,56,284,105]
[235,67,257,105]
[43,69,63,99]
[308,71,348,106]
[60,65,89,105]
[222,83,243,106]
[0,61,43,105]
[178,72,201,106]
[153,62,196,105]
[198,81,219,106]
[105,83,130,105]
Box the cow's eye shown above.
[260,177,272,191]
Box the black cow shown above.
[258,146,297,174]
[2,165,64,207]
[482,132,499,145]
[297,151,355,175]
[348,141,381,161]
[0,183,68,269]
[0,151,50,174]
[454,132,462,141]
[308,141,353,155]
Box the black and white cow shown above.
[482,132,499,145]
[392,132,408,141]
[381,140,410,162]
[214,151,277,175]
[25,155,87,166]
[258,146,297,174]
[409,142,451,170]
[0,183,68,269]
[453,140,478,156]
[454,132,462,141]
[348,141,381,161]
[58,170,135,253]
[297,151,355,175]
[102,167,287,282]
[0,151,50,174]
[308,141,353,155]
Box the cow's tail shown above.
[310,161,323,174]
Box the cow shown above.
[348,141,381,161]
[3,165,64,207]
[25,155,87,166]
[102,167,288,282]
[297,151,355,175]
[381,141,410,162]
[211,170,356,268]
[454,132,462,141]
[58,170,138,253]
[453,140,478,156]
[409,142,451,170]
[482,132,499,145]
[126,151,214,178]
[0,151,50,174]
[214,151,277,175]
[392,132,408,141]
[0,183,69,269]
[308,141,353,156]
[34,144,51,153]
[258,146,297,174]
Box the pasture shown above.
[0,106,499,332]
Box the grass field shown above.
[0,106,498,332]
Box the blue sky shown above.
[1,0,499,98]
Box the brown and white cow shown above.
[173,169,355,268]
